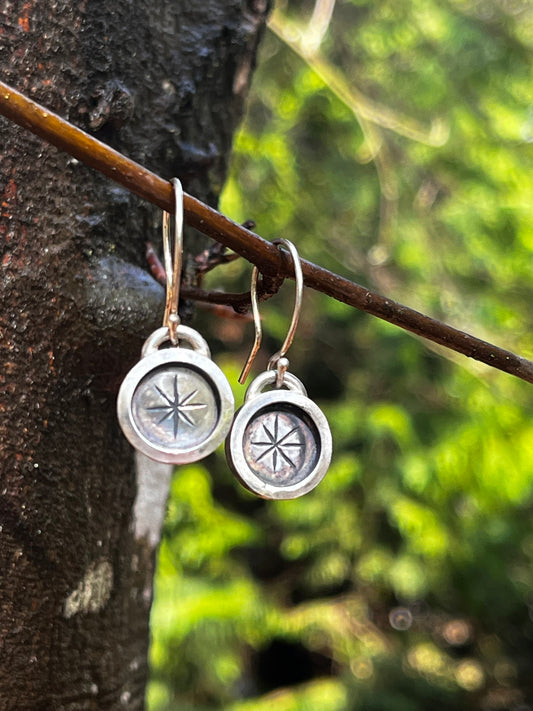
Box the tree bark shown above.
[0,1,270,708]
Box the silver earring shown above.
[225,239,332,499]
[117,178,234,464]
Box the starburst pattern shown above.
[147,374,206,438]
[251,413,304,472]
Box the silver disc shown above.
[226,375,332,499]
[117,345,234,464]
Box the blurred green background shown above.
[147,1,533,709]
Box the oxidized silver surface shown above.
[117,326,234,464]
[226,371,332,499]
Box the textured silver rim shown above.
[117,347,234,464]
[226,389,332,500]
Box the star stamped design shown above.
[147,374,207,438]
[251,413,304,472]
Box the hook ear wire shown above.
[238,239,303,385]
[162,178,184,345]
[267,239,303,368]
[238,265,262,385]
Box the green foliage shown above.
[148,1,533,709]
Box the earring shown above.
[117,178,234,464]
[225,239,332,500]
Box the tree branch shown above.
[1,80,532,384]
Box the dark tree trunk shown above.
[0,1,269,708]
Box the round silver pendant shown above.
[117,326,234,464]
[226,371,332,499]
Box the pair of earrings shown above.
[117,180,332,500]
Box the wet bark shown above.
[0,1,270,709]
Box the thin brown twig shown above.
[146,240,282,312]
[166,282,283,313]
[181,286,252,307]
[194,244,240,277]
[1,80,533,384]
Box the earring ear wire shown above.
[238,238,303,385]
[162,177,183,345]
[238,265,262,385]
